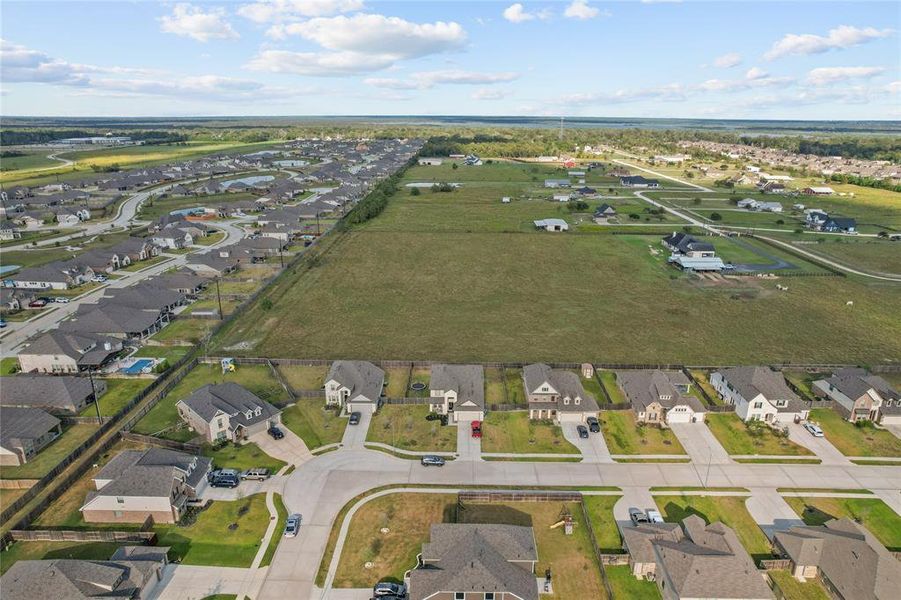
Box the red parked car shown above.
[28,299,48,308]
[471,420,482,438]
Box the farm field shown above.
[209,161,900,364]
[771,236,901,275]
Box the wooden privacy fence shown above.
[9,528,156,543]
[760,559,793,570]
[120,432,201,454]
[459,490,582,503]
[598,554,630,566]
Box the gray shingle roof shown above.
[19,331,118,366]
[0,375,99,414]
[90,447,210,499]
[178,382,281,429]
[430,364,485,410]
[326,360,385,404]
[717,366,805,413]
[523,363,599,412]
[0,407,60,450]
[411,524,538,600]
[616,370,706,413]
[62,302,161,336]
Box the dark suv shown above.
[268,426,284,440]
[210,473,240,488]
[587,416,600,433]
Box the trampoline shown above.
[410,382,427,391]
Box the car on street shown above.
[646,509,664,524]
[577,425,589,439]
[210,473,239,488]
[28,299,48,308]
[53,297,70,303]
[267,426,284,440]
[373,582,407,597]
[629,508,649,526]
[586,416,600,432]
[284,513,302,537]
[471,420,482,438]
[240,468,270,481]
[420,455,446,467]
[349,411,361,425]
[804,423,824,437]
[91,275,108,283]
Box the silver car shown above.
[283,513,302,537]
[804,423,824,437]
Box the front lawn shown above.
[80,378,152,417]
[583,495,624,552]
[808,409,901,457]
[768,569,830,600]
[460,500,606,600]
[277,364,327,391]
[333,492,456,587]
[600,411,686,455]
[654,494,772,562]
[606,564,661,599]
[480,411,578,454]
[156,494,270,567]
[783,496,901,551]
[366,405,456,452]
[202,442,286,473]
[280,399,346,449]
[118,255,171,272]
[706,413,813,456]
[0,424,99,480]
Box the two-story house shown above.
[429,364,485,424]
[710,366,808,423]
[176,383,282,443]
[522,363,599,424]
[325,360,385,414]
[812,368,900,424]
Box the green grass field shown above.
[79,378,152,417]
[480,411,578,454]
[583,494,624,552]
[0,424,99,480]
[366,405,457,452]
[212,163,901,365]
[705,414,813,456]
[280,399,346,448]
[600,411,686,455]
[202,441,286,473]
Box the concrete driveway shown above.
[341,411,370,449]
[885,424,901,440]
[456,422,481,461]
[250,428,313,467]
[562,423,613,463]
[613,487,657,529]
[670,422,731,465]
[745,488,804,539]
[786,422,850,465]
[201,475,285,501]
[148,565,255,600]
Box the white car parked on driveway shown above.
[803,423,824,437]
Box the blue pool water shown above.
[121,359,154,374]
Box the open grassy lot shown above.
[783,496,901,551]
[583,494,624,552]
[281,398,346,448]
[791,238,901,275]
[333,492,456,587]
[808,409,901,457]
[654,494,771,562]
[277,365,327,391]
[155,494,270,567]
[460,500,607,600]
[768,569,830,600]
[0,541,126,575]
[600,411,686,455]
[0,424,99,479]
[606,564,661,599]
[151,317,215,345]
[0,228,80,248]
[202,441,285,472]
[132,362,288,440]
[79,378,152,417]
[705,414,814,456]
[480,411,578,454]
[366,405,456,452]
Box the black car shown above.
[349,412,361,425]
[577,425,589,439]
[207,468,240,483]
[268,426,284,440]
[210,474,240,488]
[586,416,600,433]
[373,582,407,597]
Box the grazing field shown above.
[280,399,346,448]
[783,496,901,551]
[480,411,578,454]
[600,411,686,455]
[788,238,901,275]
[705,414,813,456]
[366,405,457,452]
[808,409,901,457]
[212,162,901,365]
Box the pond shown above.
[221,175,275,188]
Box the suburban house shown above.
[522,363,599,423]
[616,370,706,425]
[155,268,209,298]
[0,546,170,600]
[533,218,569,232]
[662,232,725,272]
[17,331,122,374]
[176,383,282,444]
[622,515,774,599]
[60,302,169,340]
[429,364,485,423]
[710,366,808,423]
[759,181,786,194]
[812,368,900,424]
[110,237,161,268]
[822,216,857,234]
[805,210,829,229]
[802,186,835,196]
[773,519,901,600]
[80,447,211,524]
[0,374,107,415]
[593,204,616,223]
[150,228,193,250]
[4,262,95,290]
[620,175,660,188]
[408,524,539,600]
[0,407,62,466]
[0,221,21,240]
[325,360,385,414]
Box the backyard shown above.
[705,414,814,456]
[480,411,578,455]
[0,541,125,576]
[80,378,153,417]
[277,364,327,391]
[0,424,99,480]
[366,405,457,452]
[808,409,901,457]
[600,411,686,455]
[582,494,624,553]
[280,398,347,449]
[782,495,901,551]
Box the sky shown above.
[1,0,899,119]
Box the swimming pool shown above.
[121,359,154,374]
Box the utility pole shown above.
[278,243,284,269]
[215,277,223,320]
[316,211,321,236]
[88,367,103,424]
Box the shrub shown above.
[260,298,273,310]
[410,187,421,196]
[709,212,722,221]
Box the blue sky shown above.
[1,1,898,119]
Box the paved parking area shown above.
[670,422,731,465]
[456,422,481,461]
[561,423,613,463]
[786,422,849,465]
[745,488,804,540]
[341,411,370,449]
[250,428,313,466]
[201,476,285,501]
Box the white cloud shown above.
[365,69,520,90]
[713,52,742,68]
[245,49,395,76]
[557,84,687,106]
[564,1,607,20]
[764,25,893,60]
[472,88,511,100]
[806,66,886,85]
[745,67,768,80]
[237,0,364,23]
[0,39,156,85]
[503,4,538,23]
[159,4,239,42]
[887,81,901,95]
[699,73,790,92]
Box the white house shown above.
[429,364,485,424]
[417,157,443,166]
[710,366,808,423]
[534,218,569,232]
[325,360,385,414]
